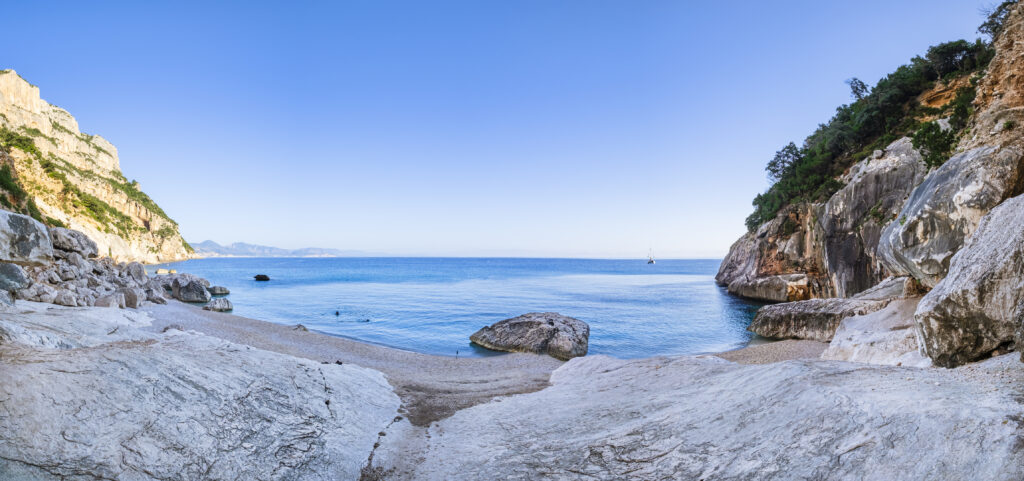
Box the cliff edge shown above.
[0,70,192,263]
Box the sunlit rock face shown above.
[0,70,192,263]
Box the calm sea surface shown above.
[152,257,765,358]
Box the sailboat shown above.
[647,249,655,265]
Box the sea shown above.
[151,257,765,358]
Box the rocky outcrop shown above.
[821,298,930,367]
[0,301,399,480]
[379,354,1024,480]
[877,144,1024,288]
[728,273,809,303]
[718,138,926,302]
[470,312,589,360]
[204,297,233,312]
[716,205,825,302]
[0,70,193,263]
[749,277,916,342]
[819,138,927,297]
[914,194,1024,367]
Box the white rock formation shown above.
[381,354,1024,480]
[0,301,400,480]
[822,298,931,367]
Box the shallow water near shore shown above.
[152,257,765,358]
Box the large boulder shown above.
[821,298,930,367]
[470,312,589,360]
[203,297,233,312]
[207,285,230,296]
[878,144,1024,288]
[94,292,126,309]
[914,194,1024,367]
[174,279,212,303]
[48,227,98,258]
[124,262,147,285]
[0,210,53,266]
[0,263,29,292]
[749,277,916,342]
[119,287,147,309]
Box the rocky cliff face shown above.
[717,137,926,301]
[721,3,1024,366]
[0,70,192,263]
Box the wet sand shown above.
[144,301,826,425]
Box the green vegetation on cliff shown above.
[745,35,999,231]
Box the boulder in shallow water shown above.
[470,312,589,360]
[254,274,270,281]
[204,297,233,312]
[207,285,230,296]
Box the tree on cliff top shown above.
[979,1,1020,39]
[745,36,996,232]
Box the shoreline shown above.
[142,301,564,426]
[142,300,828,425]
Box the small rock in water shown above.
[156,268,170,275]
[207,285,230,296]
[254,274,270,281]
[203,297,233,312]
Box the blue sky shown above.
[4,1,994,257]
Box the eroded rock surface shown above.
[822,298,930,367]
[749,277,916,342]
[915,194,1024,367]
[0,301,400,480]
[877,144,1024,288]
[471,312,588,360]
[819,138,926,297]
[381,354,1024,480]
[0,210,52,266]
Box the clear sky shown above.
[4,0,995,258]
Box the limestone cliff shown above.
[720,4,1024,303]
[0,70,192,263]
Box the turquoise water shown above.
[153,257,764,358]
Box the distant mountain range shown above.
[192,240,366,258]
